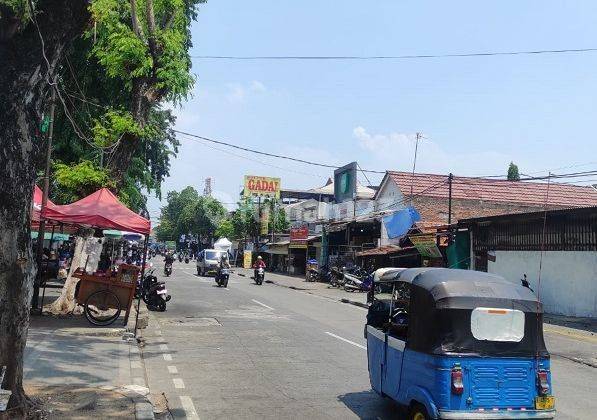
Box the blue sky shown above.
[147,1,597,219]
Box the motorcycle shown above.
[178,253,183,262]
[216,267,230,287]
[143,279,171,311]
[329,266,345,288]
[184,254,190,264]
[307,267,319,282]
[254,267,265,285]
[164,262,173,277]
[343,269,373,293]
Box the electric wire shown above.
[191,48,597,61]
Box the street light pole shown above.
[33,87,56,310]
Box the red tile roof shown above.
[387,171,597,207]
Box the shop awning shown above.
[41,188,150,234]
[32,185,58,223]
[265,241,289,255]
[30,231,70,241]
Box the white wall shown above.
[488,251,597,318]
[375,178,407,246]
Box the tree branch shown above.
[129,0,144,39]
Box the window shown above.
[205,251,222,260]
[471,307,525,342]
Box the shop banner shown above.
[243,250,253,268]
[244,175,281,199]
[260,207,270,235]
[290,224,309,248]
[409,233,442,258]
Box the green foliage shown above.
[215,218,234,239]
[52,160,114,204]
[89,0,203,103]
[507,162,521,181]
[0,0,29,22]
[92,109,144,148]
[156,187,228,242]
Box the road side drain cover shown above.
[160,317,221,327]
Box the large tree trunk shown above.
[0,0,89,411]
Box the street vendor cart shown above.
[74,264,139,326]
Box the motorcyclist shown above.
[253,255,266,279]
[217,253,231,278]
[164,252,174,273]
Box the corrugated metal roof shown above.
[388,171,597,207]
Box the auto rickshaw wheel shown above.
[409,403,429,420]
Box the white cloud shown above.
[353,126,513,176]
[226,80,267,103]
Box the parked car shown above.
[365,268,555,420]
[196,249,225,276]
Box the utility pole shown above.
[448,173,453,225]
[33,87,56,310]
[409,132,422,204]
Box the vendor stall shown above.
[41,188,151,331]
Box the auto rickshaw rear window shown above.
[471,307,525,342]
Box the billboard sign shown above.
[290,224,309,248]
[244,175,281,199]
[334,162,357,203]
[409,233,442,258]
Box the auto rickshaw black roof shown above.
[386,268,549,356]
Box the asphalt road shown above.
[141,262,596,419]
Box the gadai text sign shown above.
[244,175,281,199]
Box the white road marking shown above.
[159,344,168,351]
[167,365,178,374]
[155,329,162,335]
[325,332,366,350]
[223,288,230,291]
[179,396,200,419]
[173,378,185,389]
[251,299,274,310]
[163,353,173,361]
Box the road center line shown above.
[251,299,274,310]
[173,377,185,389]
[325,331,366,350]
[179,396,200,419]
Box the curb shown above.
[126,300,150,335]
[340,298,369,309]
[99,384,154,420]
[126,341,155,419]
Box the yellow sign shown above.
[244,175,281,199]
[260,208,270,235]
[243,250,253,269]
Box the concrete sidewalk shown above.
[243,268,597,368]
[23,300,155,419]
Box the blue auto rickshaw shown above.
[365,268,555,419]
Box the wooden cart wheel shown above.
[84,289,121,326]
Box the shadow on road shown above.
[338,390,402,419]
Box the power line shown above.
[173,129,386,174]
[191,47,597,61]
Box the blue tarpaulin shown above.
[382,207,421,239]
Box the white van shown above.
[196,249,225,276]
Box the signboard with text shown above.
[334,162,357,203]
[244,175,281,199]
[290,224,309,248]
[409,233,442,258]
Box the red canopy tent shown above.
[41,188,150,234]
[32,185,57,223]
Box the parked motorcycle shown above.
[329,266,345,288]
[343,269,373,293]
[254,267,265,285]
[216,268,230,287]
[307,267,319,282]
[142,272,171,311]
